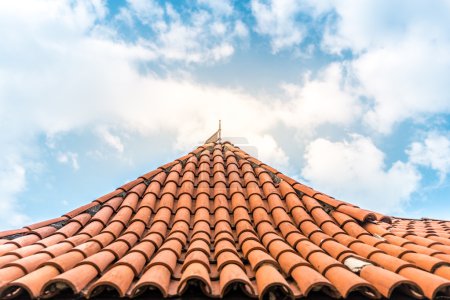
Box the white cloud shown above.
[197,0,233,16]
[322,1,450,54]
[248,0,450,133]
[118,1,245,64]
[278,63,362,132]
[251,0,305,52]
[355,39,450,133]
[407,132,450,183]
[126,0,164,24]
[250,134,289,169]
[146,6,242,63]
[318,0,450,133]
[57,152,80,170]
[251,0,332,53]
[211,43,234,60]
[301,135,421,213]
[96,127,125,153]
[0,158,30,228]
[0,0,359,153]
[234,20,249,38]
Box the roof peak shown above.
[204,120,222,144]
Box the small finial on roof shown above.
[204,120,222,144]
[219,120,222,142]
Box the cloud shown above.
[251,0,305,52]
[57,152,80,170]
[278,63,362,132]
[252,0,450,133]
[197,0,233,16]
[96,127,125,153]
[126,0,164,24]
[249,134,289,169]
[0,158,30,228]
[247,0,450,134]
[319,1,450,132]
[354,39,450,133]
[407,132,450,183]
[251,0,332,53]
[301,135,421,213]
[118,0,246,64]
[0,0,281,151]
[321,1,450,54]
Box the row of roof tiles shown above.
[0,142,449,299]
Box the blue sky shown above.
[1,0,450,229]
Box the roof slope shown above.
[0,142,450,300]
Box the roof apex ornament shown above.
[204,120,221,144]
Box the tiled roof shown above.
[0,141,450,300]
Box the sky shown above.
[1,0,450,229]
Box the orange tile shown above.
[399,267,450,299]
[177,263,212,296]
[0,266,25,290]
[5,252,51,274]
[360,265,422,298]
[86,264,135,297]
[43,251,85,272]
[23,217,68,231]
[325,266,379,298]
[337,205,376,222]
[132,265,172,297]
[42,264,98,296]
[290,265,339,297]
[401,252,447,272]
[182,250,210,272]
[1,265,59,298]
[219,263,255,297]
[255,264,293,299]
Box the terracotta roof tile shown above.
[0,141,450,299]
